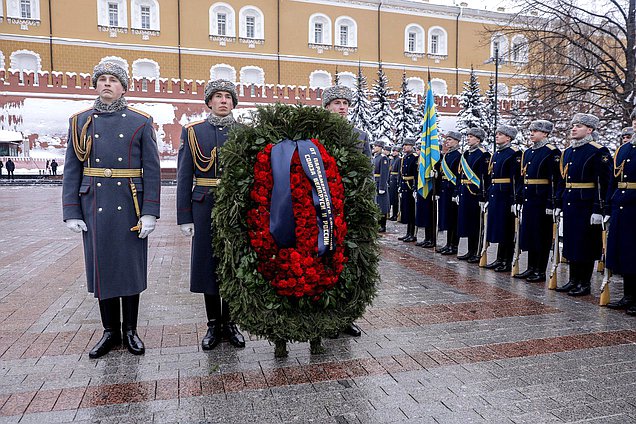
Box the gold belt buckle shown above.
[103,168,113,178]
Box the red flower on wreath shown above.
[246,139,348,299]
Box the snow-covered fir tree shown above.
[598,119,623,153]
[394,72,421,144]
[456,67,489,137]
[349,66,374,136]
[506,100,530,147]
[483,76,497,144]
[370,64,395,143]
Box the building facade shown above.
[0,0,531,98]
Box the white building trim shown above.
[210,63,237,82]
[309,69,332,88]
[131,0,160,31]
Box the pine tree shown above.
[370,64,395,143]
[506,100,530,147]
[349,65,374,136]
[483,76,497,143]
[456,67,489,136]
[394,72,421,144]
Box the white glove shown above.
[452,196,459,205]
[555,208,562,217]
[378,190,386,195]
[430,170,438,178]
[66,219,87,233]
[512,204,521,216]
[434,195,440,201]
[480,201,488,212]
[180,223,195,237]
[138,215,156,239]
[603,215,610,224]
[546,208,554,216]
[590,213,603,225]
[413,191,417,199]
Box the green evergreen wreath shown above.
[212,104,379,345]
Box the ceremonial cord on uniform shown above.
[614,147,626,179]
[188,127,217,172]
[72,115,93,162]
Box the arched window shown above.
[0,51,5,70]
[97,0,127,28]
[308,13,331,45]
[430,78,448,96]
[491,33,508,60]
[404,24,425,54]
[511,85,528,100]
[9,49,41,83]
[406,77,425,95]
[99,56,129,73]
[131,0,160,31]
[6,0,40,20]
[510,35,528,63]
[334,16,357,48]
[209,3,236,37]
[428,26,447,56]
[496,83,509,97]
[337,72,356,89]
[240,66,265,85]
[309,70,332,89]
[210,64,237,82]
[239,6,264,40]
[132,58,160,91]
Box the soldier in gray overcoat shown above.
[177,80,246,350]
[62,62,161,358]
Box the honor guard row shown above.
[390,113,635,317]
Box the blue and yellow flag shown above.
[417,82,440,198]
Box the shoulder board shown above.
[589,141,603,149]
[70,107,93,119]
[127,107,151,119]
[510,146,519,152]
[478,146,486,153]
[546,143,556,150]
[185,119,206,129]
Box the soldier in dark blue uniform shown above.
[605,111,636,315]
[415,143,436,249]
[436,131,462,255]
[555,113,612,296]
[483,125,522,272]
[457,127,491,262]
[388,146,401,220]
[515,120,562,282]
[177,80,245,350]
[398,138,419,242]
[63,62,161,358]
[620,127,634,145]
[373,140,390,232]
[323,85,366,337]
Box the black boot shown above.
[485,259,503,270]
[457,251,474,261]
[202,319,222,350]
[514,268,536,279]
[607,281,634,309]
[122,294,145,355]
[221,298,245,348]
[494,262,512,272]
[444,245,458,255]
[342,323,362,337]
[89,297,121,359]
[556,279,578,292]
[526,272,546,283]
[568,282,591,297]
[436,244,450,253]
[378,216,387,233]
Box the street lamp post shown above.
[493,46,499,154]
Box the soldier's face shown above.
[327,99,349,117]
[529,130,547,143]
[622,134,632,144]
[466,135,480,146]
[495,132,511,145]
[570,123,592,140]
[208,91,234,117]
[373,145,381,154]
[391,150,399,156]
[444,137,459,149]
[96,74,125,104]
[403,144,413,153]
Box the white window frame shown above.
[239,6,264,40]
[406,77,425,95]
[404,24,425,53]
[491,33,509,60]
[210,64,237,82]
[6,0,40,20]
[240,66,265,85]
[209,3,236,37]
[430,78,448,96]
[131,0,160,31]
[337,71,356,89]
[97,0,127,28]
[427,26,447,56]
[132,58,160,91]
[334,16,357,48]
[308,13,331,45]
[309,70,332,89]
[0,52,5,70]
[510,35,528,63]
[9,49,41,83]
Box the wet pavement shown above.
[0,185,634,423]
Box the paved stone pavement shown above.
[0,185,635,424]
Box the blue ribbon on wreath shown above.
[269,139,335,256]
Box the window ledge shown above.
[131,28,160,40]
[239,37,265,46]
[7,17,40,29]
[334,45,357,56]
[209,35,236,45]
[404,51,425,60]
[308,43,332,53]
[98,25,128,35]
[427,53,448,61]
